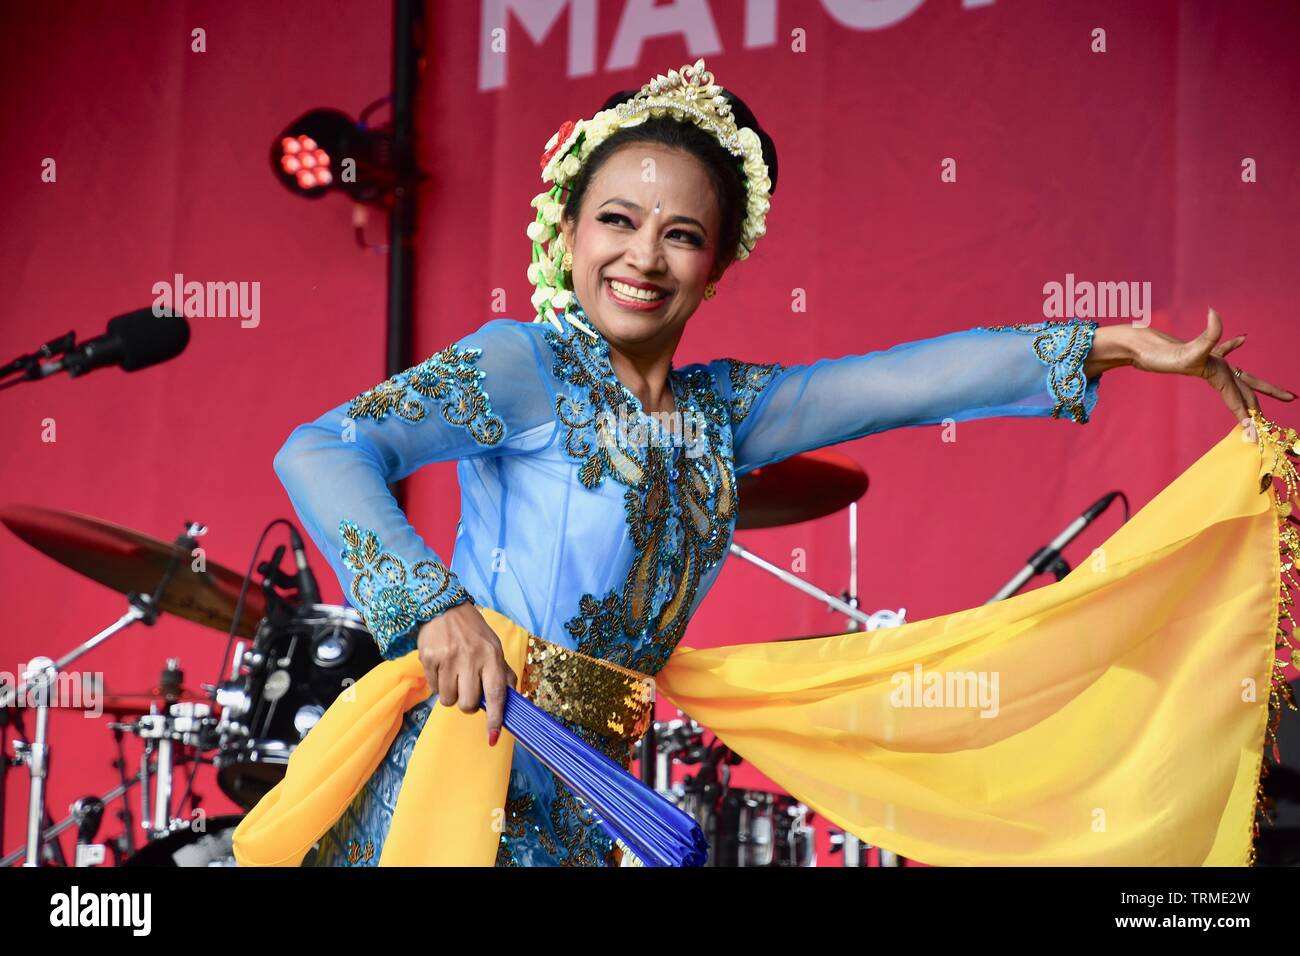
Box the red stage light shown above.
[272,108,393,204]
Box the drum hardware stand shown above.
[638,720,657,788]
[726,504,907,631]
[0,774,140,867]
[727,502,907,867]
[835,503,906,866]
[114,681,216,840]
[1,707,64,866]
[0,519,205,865]
[837,500,869,867]
[832,502,900,867]
[71,796,106,867]
[3,606,150,867]
[213,641,253,743]
[680,741,739,868]
[646,713,709,791]
[109,722,137,857]
[726,540,875,628]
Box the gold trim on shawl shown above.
[1251,412,1300,864]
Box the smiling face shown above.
[560,141,725,354]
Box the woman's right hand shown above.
[416,601,518,747]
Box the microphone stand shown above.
[986,492,1125,603]
[0,332,75,393]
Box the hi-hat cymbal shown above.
[736,450,869,530]
[0,504,266,637]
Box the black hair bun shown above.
[595,86,778,196]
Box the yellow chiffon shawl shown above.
[234,415,1298,867]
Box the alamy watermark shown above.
[1043,272,1151,327]
[602,402,706,458]
[152,272,260,328]
[0,664,102,718]
[49,886,151,935]
[889,662,1000,718]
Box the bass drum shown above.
[216,604,382,810]
[121,816,243,867]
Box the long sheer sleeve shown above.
[714,319,1102,475]
[273,319,556,658]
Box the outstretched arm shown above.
[719,318,1102,475]
[720,310,1294,475]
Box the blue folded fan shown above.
[489,686,708,867]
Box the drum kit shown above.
[0,505,381,867]
[1,449,909,867]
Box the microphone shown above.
[287,525,322,606]
[1080,491,1121,523]
[987,491,1126,603]
[45,309,191,379]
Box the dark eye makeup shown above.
[596,211,704,247]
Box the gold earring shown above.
[562,251,573,271]
[703,281,717,300]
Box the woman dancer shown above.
[267,59,1292,866]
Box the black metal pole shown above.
[387,0,423,506]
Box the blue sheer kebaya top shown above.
[276,299,1101,866]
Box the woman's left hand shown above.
[1124,308,1295,423]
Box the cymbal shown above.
[0,504,266,638]
[736,450,869,530]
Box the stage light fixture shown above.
[270,107,396,206]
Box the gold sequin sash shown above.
[520,635,656,745]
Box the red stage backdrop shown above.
[2,0,1297,864]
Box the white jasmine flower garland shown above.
[528,58,772,336]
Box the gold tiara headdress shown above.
[526,57,772,336]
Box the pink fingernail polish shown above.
[487,728,500,747]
